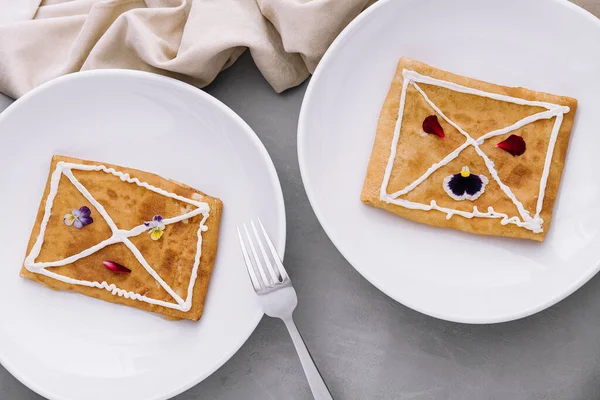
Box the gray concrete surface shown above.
[1,2,600,398]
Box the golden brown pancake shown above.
[361,58,577,241]
[22,155,222,321]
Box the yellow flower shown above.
[144,215,165,241]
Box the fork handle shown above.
[283,318,334,400]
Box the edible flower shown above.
[422,115,445,138]
[497,134,526,156]
[103,260,131,274]
[144,215,166,241]
[443,166,489,201]
[64,206,94,229]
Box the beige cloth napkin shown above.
[0,0,373,99]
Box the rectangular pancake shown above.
[361,58,578,241]
[22,155,222,321]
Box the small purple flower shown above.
[144,215,163,227]
[64,206,94,229]
[144,215,165,240]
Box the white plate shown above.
[0,71,285,400]
[298,0,600,323]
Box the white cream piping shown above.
[402,70,565,110]
[380,77,412,200]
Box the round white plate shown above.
[298,0,600,324]
[0,71,285,400]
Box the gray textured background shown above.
[1,1,600,398]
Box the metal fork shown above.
[237,219,334,400]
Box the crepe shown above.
[22,155,222,321]
[361,58,578,241]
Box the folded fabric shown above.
[0,0,373,99]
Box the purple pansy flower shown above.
[443,166,489,201]
[144,215,166,240]
[64,206,94,229]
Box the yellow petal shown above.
[150,229,164,241]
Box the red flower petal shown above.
[497,134,526,156]
[103,260,131,274]
[422,115,445,138]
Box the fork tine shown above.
[257,217,289,281]
[237,227,262,291]
[251,220,282,283]
[242,223,272,287]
